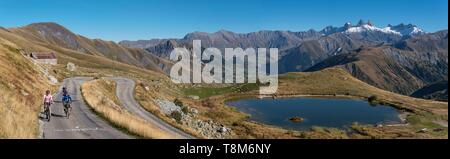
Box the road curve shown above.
[41,77,132,139]
[109,77,195,139]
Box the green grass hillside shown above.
[180,68,448,138]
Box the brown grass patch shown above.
[0,38,51,138]
[81,79,178,139]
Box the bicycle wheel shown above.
[68,106,71,118]
[49,106,51,121]
[47,107,51,121]
[67,107,71,118]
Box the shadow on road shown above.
[39,112,67,121]
[51,113,67,118]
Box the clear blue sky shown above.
[0,0,448,41]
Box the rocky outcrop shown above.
[66,62,76,72]
[154,99,232,139]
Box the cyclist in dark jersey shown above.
[61,87,72,118]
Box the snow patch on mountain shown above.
[346,24,401,35]
[344,23,424,36]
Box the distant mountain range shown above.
[1,21,446,101]
[120,20,448,99]
[6,22,173,73]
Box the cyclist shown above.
[62,87,68,95]
[62,90,73,118]
[43,90,53,119]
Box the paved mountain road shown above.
[41,77,132,139]
[41,77,193,139]
[110,77,194,139]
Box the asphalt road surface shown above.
[41,77,132,139]
[110,77,194,139]
[41,77,193,139]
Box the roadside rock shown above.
[41,68,58,85]
[48,75,58,85]
[190,108,199,115]
[21,90,29,96]
[66,62,76,72]
[154,99,232,139]
[188,95,200,100]
[154,99,182,115]
[218,126,228,133]
[139,82,151,92]
[418,128,428,133]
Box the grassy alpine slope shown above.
[81,79,177,139]
[178,68,448,139]
[0,37,53,138]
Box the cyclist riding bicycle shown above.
[43,90,53,120]
[62,87,68,95]
[62,93,72,107]
[62,90,73,118]
[43,90,53,107]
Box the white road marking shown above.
[54,127,105,132]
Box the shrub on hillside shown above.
[173,98,184,107]
[368,95,378,104]
[171,111,182,123]
[181,106,189,114]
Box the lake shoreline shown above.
[226,95,405,131]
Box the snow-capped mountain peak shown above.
[345,24,399,35]
[388,23,424,36]
[342,20,424,36]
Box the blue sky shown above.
[0,0,448,41]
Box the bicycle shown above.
[44,103,51,122]
[63,102,72,119]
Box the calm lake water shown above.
[226,97,402,130]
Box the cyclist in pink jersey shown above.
[43,90,53,104]
[43,90,53,120]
